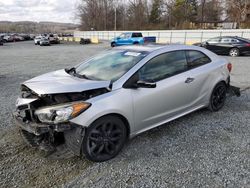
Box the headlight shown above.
[35,102,91,124]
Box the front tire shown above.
[229,48,239,57]
[111,42,116,47]
[82,115,127,162]
[209,82,227,112]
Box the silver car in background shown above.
[39,37,50,46]
[34,36,42,45]
[14,45,231,162]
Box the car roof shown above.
[220,36,250,42]
[114,44,203,53]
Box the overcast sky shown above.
[0,0,80,23]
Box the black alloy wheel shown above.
[82,115,127,162]
[209,82,227,111]
[111,42,116,47]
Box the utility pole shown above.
[114,6,117,31]
[201,0,206,29]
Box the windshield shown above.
[75,50,148,81]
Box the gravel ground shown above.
[0,41,249,188]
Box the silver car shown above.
[39,37,50,46]
[14,45,231,162]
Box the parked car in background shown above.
[39,37,50,46]
[13,35,24,42]
[0,37,3,45]
[80,38,91,45]
[111,32,144,47]
[20,34,32,41]
[34,36,42,45]
[15,45,231,162]
[193,36,250,57]
[3,35,14,42]
[48,34,60,44]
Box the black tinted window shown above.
[186,50,211,68]
[221,38,239,43]
[139,51,188,82]
[132,33,142,37]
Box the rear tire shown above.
[229,48,239,57]
[208,82,227,112]
[82,115,127,162]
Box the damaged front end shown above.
[14,82,110,156]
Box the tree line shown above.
[0,21,78,33]
[77,0,250,30]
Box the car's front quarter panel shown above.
[69,88,135,134]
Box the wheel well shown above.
[214,80,227,88]
[210,80,227,99]
[219,80,226,86]
[96,113,130,138]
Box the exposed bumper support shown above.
[14,111,85,156]
[14,111,72,136]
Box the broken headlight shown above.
[35,102,91,124]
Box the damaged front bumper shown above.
[14,110,72,135]
[14,110,85,156]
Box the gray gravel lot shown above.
[0,41,249,188]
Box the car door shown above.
[122,33,133,45]
[215,38,235,54]
[116,33,125,45]
[117,33,131,45]
[129,50,196,133]
[185,50,213,107]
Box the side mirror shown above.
[116,37,120,40]
[137,80,156,88]
[205,41,209,45]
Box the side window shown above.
[132,33,142,38]
[125,33,131,38]
[231,39,239,43]
[119,34,125,39]
[186,50,211,69]
[221,38,232,43]
[139,51,188,82]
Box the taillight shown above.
[227,63,232,72]
[246,43,250,47]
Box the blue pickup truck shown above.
[111,32,144,47]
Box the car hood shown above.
[23,69,111,95]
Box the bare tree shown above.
[226,0,249,28]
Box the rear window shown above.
[186,50,211,69]
[236,37,250,43]
[132,33,142,38]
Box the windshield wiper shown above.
[75,73,91,80]
[65,67,76,74]
[65,67,91,80]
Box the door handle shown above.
[185,77,195,83]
